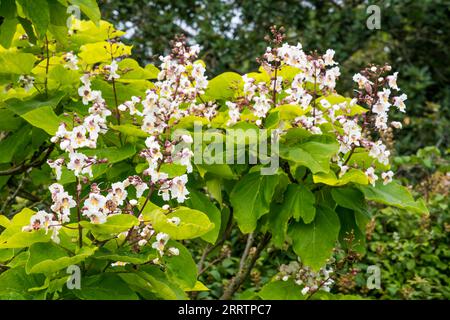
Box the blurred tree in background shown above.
[99,0,449,155]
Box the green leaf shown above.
[0,267,46,300]
[336,207,366,255]
[165,241,197,289]
[291,184,316,223]
[80,214,139,236]
[79,41,132,64]
[0,18,18,48]
[137,266,187,300]
[0,125,31,163]
[0,109,24,131]
[143,206,214,240]
[289,205,340,270]
[159,163,187,178]
[4,92,65,116]
[230,171,281,233]
[72,273,139,300]
[205,178,223,205]
[258,280,305,300]
[20,105,62,135]
[196,164,236,179]
[0,248,15,262]
[109,123,148,138]
[331,186,368,216]
[16,0,49,38]
[269,184,316,248]
[83,144,136,163]
[93,246,156,265]
[26,243,97,274]
[68,0,101,23]
[185,189,221,243]
[313,169,368,186]
[280,135,339,174]
[358,181,429,214]
[0,51,37,74]
[203,72,242,101]
[118,58,159,80]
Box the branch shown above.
[0,145,54,176]
[220,233,271,300]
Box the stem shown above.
[272,66,279,107]
[343,145,356,166]
[239,233,254,271]
[312,64,317,126]
[76,177,83,248]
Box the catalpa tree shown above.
[0,1,427,300]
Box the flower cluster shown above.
[22,183,76,243]
[276,260,334,296]
[118,37,211,204]
[223,29,405,185]
[48,71,112,180]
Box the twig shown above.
[1,175,25,213]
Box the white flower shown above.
[51,191,76,222]
[129,199,138,206]
[301,287,310,295]
[365,167,379,186]
[387,72,399,90]
[84,193,106,212]
[138,239,148,247]
[226,101,240,126]
[352,73,372,89]
[391,121,402,129]
[18,75,35,91]
[339,165,349,178]
[80,74,91,86]
[70,126,88,149]
[323,49,337,66]
[372,102,388,115]
[47,158,64,180]
[168,247,180,256]
[67,152,88,176]
[106,60,120,80]
[83,114,106,142]
[381,171,394,185]
[181,134,193,144]
[63,52,79,70]
[377,88,391,105]
[152,232,170,255]
[134,181,149,198]
[111,182,128,206]
[393,94,407,112]
[177,148,193,173]
[253,95,271,118]
[170,175,189,203]
[22,210,54,233]
[167,216,181,226]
